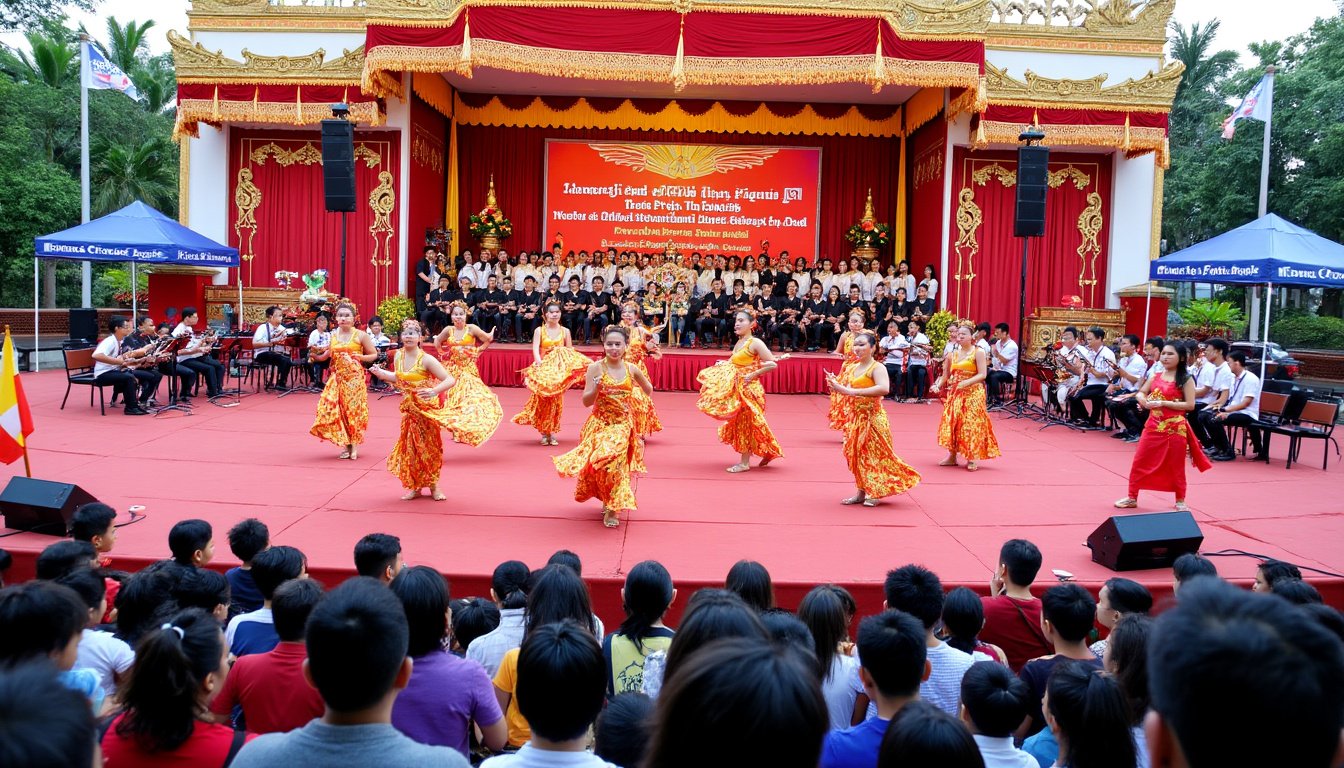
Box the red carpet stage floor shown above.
[4,370,1343,621]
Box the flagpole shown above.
[79,35,92,309]
[1249,66,1275,341]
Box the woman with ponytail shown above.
[102,607,252,764]
[604,560,676,695]
[431,301,504,448]
[514,300,592,446]
[827,308,868,431]
[696,309,786,473]
[930,321,1000,472]
[1044,661,1137,768]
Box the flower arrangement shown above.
[926,309,960,359]
[469,205,513,241]
[845,219,892,248]
[274,270,299,289]
[374,295,417,334]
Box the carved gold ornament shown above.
[369,170,397,274]
[589,143,778,180]
[1047,164,1090,189]
[971,162,1016,187]
[952,187,982,316]
[1075,191,1103,305]
[985,60,1184,112]
[412,126,445,173]
[250,141,325,167]
[987,0,1173,41]
[169,30,364,84]
[233,167,262,263]
[913,143,945,189]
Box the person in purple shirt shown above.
[821,610,929,768]
[390,566,506,757]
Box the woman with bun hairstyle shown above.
[514,300,592,446]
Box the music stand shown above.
[152,335,193,417]
[998,363,1049,421]
[1036,365,1087,432]
[210,335,249,407]
[278,338,325,398]
[374,342,405,400]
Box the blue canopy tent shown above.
[1148,213,1344,379]
[33,201,239,371]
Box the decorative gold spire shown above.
[486,174,497,208]
[862,188,875,223]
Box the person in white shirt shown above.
[1047,326,1083,415]
[252,305,295,390]
[830,259,853,297]
[879,321,908,401]
[512,252,539,290]
[1105,333,1154,442]
[893,260,917,301]
[959,662,1037,768]
[1190,337,1232,450]
[91,315,153,415]
[305,312,333,385]
[62,569,135,698]
[859,261,883,302]
[905,320,932,402]
[918,265,939,307]
[172,307,225,398]
[471,252,495,290]
[1204,349,1263,461]
[986,323,1018,405]
[1066,326,1118,427]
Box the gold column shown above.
[178,136,191,225]
[446,88,460,259]
[1149,165,1164,262]
[893,130,908,265]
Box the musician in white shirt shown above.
[469,251,494,290]
[879,320,908,400]
[1204,349,1263,461]
[1105,334,1152,441]
[92,316,152,415]
[305,312,333,385]
[1190,337,1233,450]
[172,307,224,398]
[1048,326,1083,414]
[986,323,1018,405]
[251,305,295,390]
[859,261,884,302]
[1066,326,1118,427]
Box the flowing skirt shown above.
[844,399,921,498]
[387,385,454,490]
[936,377,1001,461]
[1128,411,1212,498]
[513,346,591,435]
[553,417,645,511]
[828,359,856,431]
[629,359,663,437]
[442,360,503,447]
[310,353,369,447]
[696,362,783,460]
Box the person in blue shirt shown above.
[225,519,270,620]
[225,545,306,658]
[821,610,928,768]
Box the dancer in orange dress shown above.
[696,309,786,473]
[431,301,503,446]
[828,309,867,430]
[825,330,921,506]
[619,301,664,437]
[514,301,591,446]
[554,325,653,529]
[309,302,378,460]
[1114,341,1211,512]
[368,321,457,500]
[930,321,1001,471]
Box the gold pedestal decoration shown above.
[471,175,511,255]
[479,235,500,253]
[846,188,890,269]
[853,246,879,267]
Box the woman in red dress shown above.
[1112,341,1209,511]
[1114,342,1211,512]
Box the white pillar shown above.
[1106,151,1157,309]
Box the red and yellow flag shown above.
[0,327,35,465]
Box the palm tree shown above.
[0,31,77,87]
[99,17,155,75]
[1169,20,1239,101]
[131,62,176,115]
[90,136,176,216]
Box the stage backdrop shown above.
[542,140,821,260]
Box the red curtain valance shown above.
[454,92,902,123]
[175,83,385,139]
[983,105,1168,131]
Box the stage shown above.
[3,369,1342,623]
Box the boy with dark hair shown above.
[168,518,215,567]
[1147,578,1344,768]
[212,579,326,734]
[882,564,980,717]
[226,545,306,657]
[959,662,1035,768]
[821,610,928,768]
[231,578,468,767]
[0,662,98,768]
[34,540,96,581]
[1017,583,1101,737]
[980,539,1051,670]
[481,621,610,767]
[355,533,403,584]
[172,567,232,622]
[226,518,270,617]
[450,597,501,655]
[1171,552,1218,594]
[57,569,134,700]
[69,503,117,558]
[0,581,106,712]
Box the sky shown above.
[2,1,1340,66]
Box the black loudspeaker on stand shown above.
[321,108,356,298]
[0,477,99,535]
[1000,129,1050,421]
[1087,511,1204,571]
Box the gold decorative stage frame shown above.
[1024,305,1127,357]
[205,286,299,327]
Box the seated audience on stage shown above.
[169,518,215,568]
[1189,337,1231,450]
[91,316,153,415]
[560,275,590,341]
[987,323,1018,405]
[450,597,501,655]
[252,305,296,390]
[1171,552,1219,594]
[226,518,270,619]
[173,307,226,399]
[726,559,775,612]
[1016,584,1102,738]
[752,282,780,344]
[226,545,307,658]
[959,662,1035,768]
[1148,577,1344,768]
[1253,558,1302,593]
[883,565,980,718]
[941,587,1008,665]
[514,275,543,340]
[587,276,614,344]
[354,533,404,584]
[211,578,326,734]
[423,276,454,332]
[56,569,133,701]
[306,312,333,384]
[474,274,506,335]
[389,566,506,756]
[776,280,803,351]
[1066,326,1116,427]
[230,578,471,767]
[1202,350,1263,461]
[1090,577,1152,659]
[799,282,828,351]
[0,661,97,768]
[821,610,926,768]
[979,539,1051,671]
[594,692,655,768]
[911,284,936,320]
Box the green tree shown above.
[91,136,176,217]
[0,30,77,88]
[98,17,155,75]
[0,0,91,33]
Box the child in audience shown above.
[881,565,981,717]
[69,503,122,623]
[941,586,1008,665]
[643,588,768,699]
[725,559,775,612]
[1044,662,1136,768]
[548,549,606,638]
[980,539,1051,671]
[35,540,97,580]
[450,597,501,655]
[56,569,134,701]
[0,580,105,713]
[594,693,655,768]
[821,610,928,768]
[959,662,1034,768]
[1104,614,1153,768]
[225,545,306,657]
[226,518,270,618]
[1252,558,1302,592]
[0,662,98,768]
[877,701,985,768]
[1170,553,1218,595]
[231,578,469,767]
[113,562,180,647]
[1017,584,1102,739]
[354,533,404,584]
[466,560,531,678]
[1090,577,1152,658]
[605,560,676,696]
[798,584,859,730]
[173,567,233,623]
[168,518,215,568]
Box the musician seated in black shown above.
[448,274,478,307]
[1066,326,1117,428]
[251,305,295,390]
[421,276,454,334]
[473,274,506,335]
[607,280,630,326]
[172,307,224,399]
[495,276,519,342]
[821,286,845,351]
[148,320,197,399]
[120,314,166,402]
[839,285,863,325]
[91,316,152,415]
[750,282,779,347]
[775,280,803,352]
[586,276,613,344]
[514,275,543,341]
[868,283,893,332]
[911,284,936,320]
[798,282,826,351]
[560,275,589,341]
[543,274,564,309]
[696,278,730,348]
[727,279,750,319]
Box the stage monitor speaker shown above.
[68,308,98,343]
[320,118,356,213]
[1087,511,1204,571]
[1014,145,1049,238]
[0,477,98,535]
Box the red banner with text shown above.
[542,139,821,260]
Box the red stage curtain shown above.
[907,115,947,298]
[473,6,679,54]
[228,129,401,318]
[983,105,1169,131]
[944,148,1112,327]
[177,83,378,108]
[684,13,872,56]
[455,124,899,266]
[408,96,448,293]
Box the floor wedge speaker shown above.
[1087,511,1203,571]
[0,477,98,535]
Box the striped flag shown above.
[0,327,35,466]
[1222,75,1272,140]
[83,42,140,100]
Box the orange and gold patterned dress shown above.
[622,323,663,437]
[936,348,1001,461]
[513,327,591,436]
[309,329,369,448]
[696,336,784,461]
[553,362,646,512]
[828,333,858,430]
[437,328,502,446]
[842,361,921,498]
[386,349,453,490]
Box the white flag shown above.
[82,41,140,100]
[1221,75,1271,140]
